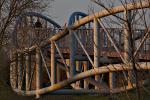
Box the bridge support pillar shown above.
[94,18,100,89]
[109,72,116,90]
[83,61,89,89]
[57,64,61,83]
[25,52,31,91]
[35,48,42,98]
[51,42,57,85]
[76,61,83,88]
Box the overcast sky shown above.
[48,0,100,25]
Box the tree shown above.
[90,0,150,99]
[0,0,53,98]
[0,0,53,49]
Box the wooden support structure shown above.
[57,64,61,83]
[109,72,116,89]
[76,61,81,88]
[35,48,41,98]
[13,62,150,96]
[25,52,31,91]
[93,18,100,89]
[51,42,57,85]
[83,61,89,89]
[9,1,150,98]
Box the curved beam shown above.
[13,62,150,96]
[26,1,150,52]
[71,1,150,29]
[48,1,150,44]
[17,12,61,28]
[12,12,61,47]
[68,12,87,25]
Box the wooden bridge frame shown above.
[10,1,150,98]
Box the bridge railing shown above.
[57,28,150,56]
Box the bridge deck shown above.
[58,47,150,60]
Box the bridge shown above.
[9,1,150,98]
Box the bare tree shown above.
[0,0,53,49]
[0,0,53,97]
[90,0,150,99]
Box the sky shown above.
[46,0,150,28]
[48,0,100,25]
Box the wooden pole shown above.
[51,42,57,85]
[109,72,116,89]
[94,18,100,89]
[83,61,89,89]
[36,48,41,98]
[25,53,31,91]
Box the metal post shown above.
[70,30,76,77]
[18,52,22,92]
[36,48,41,98]
[83,61,89,89]
[51,42,57,85]
[25,52,31,91]
[94,18,100,89]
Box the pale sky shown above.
[47,0,149,28]
[48,0,100,25]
